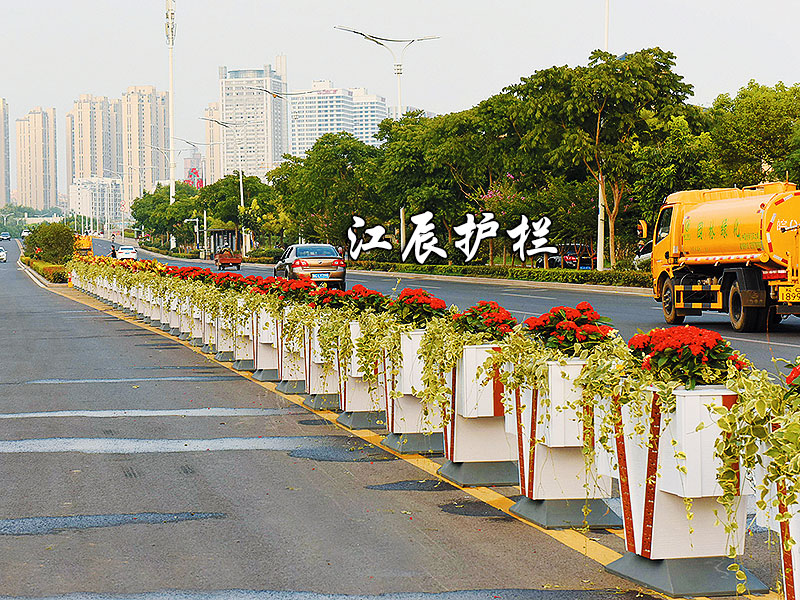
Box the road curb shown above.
[350,268,653,297]
[16,257,67,289]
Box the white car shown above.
[0,247,6,262]
[117,246,137,260]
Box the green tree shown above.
[131,182,200,242]
[24,223,76,264]
[270,133,381,247]
[710,80,800,185]
[632,115,721,225]
[509,47,693,265]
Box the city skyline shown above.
[4,1,800,198]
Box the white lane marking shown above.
[23,376,239,385]
[726,335,800,349]
[0,408,298,419]
[17,259,48,289]
[499,292,557,300]
[0,436,325,454]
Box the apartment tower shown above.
[0,99,10,207]
[203,102,224,185]
[218,57,289,179]
[16,107,57,210]
[289,81,388,157]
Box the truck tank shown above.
[673,185,800,268]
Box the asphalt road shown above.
[95,238,800,373]
[1,239,674,599]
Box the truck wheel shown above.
[662,278,685,325]
[728,281,762,332]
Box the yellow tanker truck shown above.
[652,181,800,332]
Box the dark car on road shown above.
[275,244,346,289]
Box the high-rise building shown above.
[289,81,388,156]
[352,88,388,147]
[218,58,289,179]
[65,94,122,187]
[119,86,169,209]
[68,177,123,226]
[290,81,355,157]
[16,107,57,210]
[204,102,223,185]
[0,99,10,207]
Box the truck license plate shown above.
[312,273,329,279]
[779,285,800,303]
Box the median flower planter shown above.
[275,312,305,395]
[214,314,235,362]
[302,325,339,410]
[190,303,204,346]
[231,300,254,371]
[336,320,386,430]
[167,296,181,336]
[604,326,766,597]
[510,359,619,529]
[380,329,444,455]
[252,309,279,382]
[201,309,216,354]
[438,343,518,487]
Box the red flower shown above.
[787,365,800,386]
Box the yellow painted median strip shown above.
[40,283,775,600]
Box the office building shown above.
[0,99,10,206]
[16,107,57,210]
[218,58,289,179]
[289,81,388,156]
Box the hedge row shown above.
[349,261,652,288]
[22,256,68,283]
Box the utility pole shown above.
[596,0,609,271]
[165,0,177,249]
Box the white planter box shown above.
[657,385,739,498]
[455,344,505,418]
[399,329,426,395]
[339,375,382,413]
[514,375,612,501]
[303,328,338,394]
[349,321,365,377]
[615,387,746,560]
[378,352,443,435]
[537,360,585,447]
[444,413,517,463]
[215,316,235,352]
[257,310,278,345]
[277,318,304,381]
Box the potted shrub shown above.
[603,325,767,597]
[419,301,518,486]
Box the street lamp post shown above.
[200,117,251,257]
[596,0,610,271]
[174,137,223,258]
[165,0,177,249]
[334,26,438,119]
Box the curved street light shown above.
[199,117,254,256]
[334,25,439,118]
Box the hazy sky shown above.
[3,0,800,193]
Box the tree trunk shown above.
[489,238,494,266]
